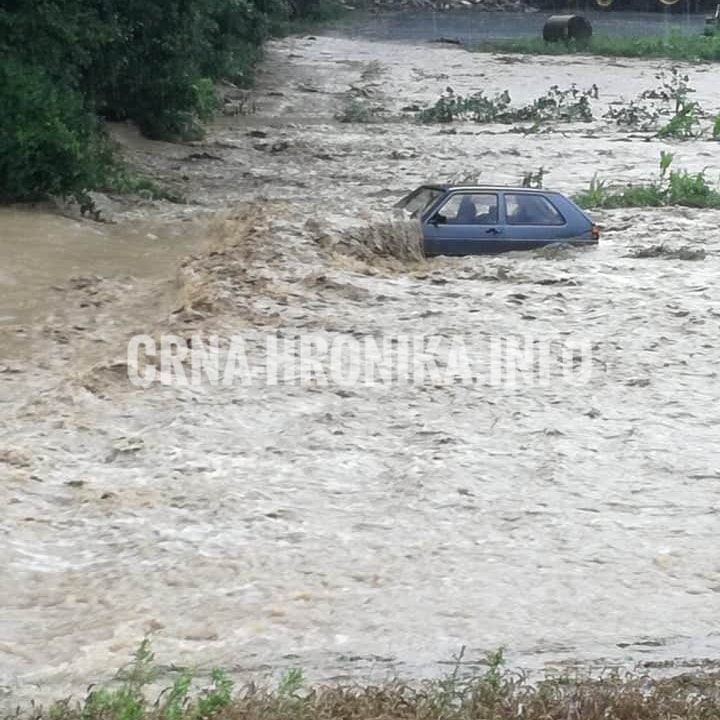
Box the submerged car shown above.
[395,185,599,256]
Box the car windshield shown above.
[395,186,444,218]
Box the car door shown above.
[500,192,571,250]
[423,192,504,256]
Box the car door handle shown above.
[485,228,500,235]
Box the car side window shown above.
[505,194,565,226]
[434,193,499,225]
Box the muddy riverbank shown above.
[2,34,720,707]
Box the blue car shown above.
[395,185,599,256]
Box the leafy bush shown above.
[574,152,720,209]
[335,98,385,123]
[73,0,267,140]
[657,101,701,139]
[0,0,338,200]
[604,68,708,138]
[604,100,658,129]
[417,85,595,125]
[417,88,512,123]
[0,59,114,202]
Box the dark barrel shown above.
[542,15,593,43]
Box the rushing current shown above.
[2,27,720,708]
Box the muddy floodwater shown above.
[2,31,720,707]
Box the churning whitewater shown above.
[2,31,720,707]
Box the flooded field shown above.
[2,32,720,707]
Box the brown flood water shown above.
[0,208,205,360]
[2,33,720,708]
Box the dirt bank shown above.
[2,35,720,707]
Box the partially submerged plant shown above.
[604,99,659,131]
[416,87,512,123]
[574,151,720,209]
[640,67,695,109]
[417,84,596,125]
[335,98,385,123]
[712,113,720,139]
[513,84,597,124]
[605,68,702,137]
[49,641,236,720]
[521,167,546,189]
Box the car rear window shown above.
[505,193,565,226]
[397,187,444,218]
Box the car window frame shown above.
[430,191,500,226]
[502,192,567,227]
[396,185,446,218]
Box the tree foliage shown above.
[0,0,325,200]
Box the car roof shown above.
[421,184,558,194]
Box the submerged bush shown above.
[417,88,512,123]
[417,85,596,125]
[712,113,720,139]
[604,68,700,135]
[335,98,385,123]
[574,152,720,209]
[657,101,702,139]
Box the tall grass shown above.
[473,31,720,62]
[574,151,720,209]
[10,642,720,720]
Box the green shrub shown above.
[0,59,113,202]
[574,153,720,209]
[0,0,340,200]
[417,85,595,125]
[335,98,384,123]
[417,88,512,123]
[657,101,701,139]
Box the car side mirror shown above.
[429,214,446,225]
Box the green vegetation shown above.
[46,641,235,720]
[0,0,338,203]
[473,31,720,62]
[603,67,711,139]
[417,85,596,126]
[713,113,720,139]
[604,99,659,130]
[335,98,386,123]
[657,101,701,138]
[0,58,115,202]
[574,151,720,209]
[11,642,720,720]
[521,167,546,189]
